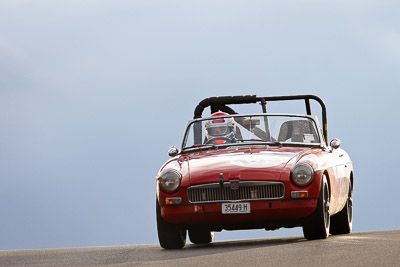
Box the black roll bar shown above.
[193,94,328,144]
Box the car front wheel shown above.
[330,183,353,235]
[156,199,186,249]
[302,175,330,240]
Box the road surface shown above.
[1,230,399,266]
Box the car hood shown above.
[186,148,303,185]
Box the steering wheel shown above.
[205,137,232,145]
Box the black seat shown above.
[278,120,317,143]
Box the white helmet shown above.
[205,112,236,143]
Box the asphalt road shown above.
[1,230,399,267]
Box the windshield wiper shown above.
[269,141,283,146]
[236,139,266,142]
[236,139,285,147]
[183,144,217,151]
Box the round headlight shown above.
[158,169,182,194]
[291,163,314,186]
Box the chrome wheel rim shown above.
[348,187,353,223]
[324,184,330,230]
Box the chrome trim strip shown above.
[188,181,283,189]
[315,161,353,172]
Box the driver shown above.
[205,112,236,144]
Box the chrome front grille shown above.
[187,181,285,203]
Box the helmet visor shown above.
[207,126,229,136]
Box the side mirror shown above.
[330,138,341,149]
[168,146,179,157]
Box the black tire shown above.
[156,199,186,249]
[302,175,330,240]
[330,183,353,235]
[188,229,214,244]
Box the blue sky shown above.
[1,1,399,250]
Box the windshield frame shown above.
[180,113,325,153]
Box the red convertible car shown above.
[156,95,353,249]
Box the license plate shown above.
[222,202,250,214]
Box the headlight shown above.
[158,169,182,194]
[291,163,314,186]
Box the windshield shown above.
[182,114,321,150]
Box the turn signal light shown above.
[291,191,308,199]
[165,197,182,205]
